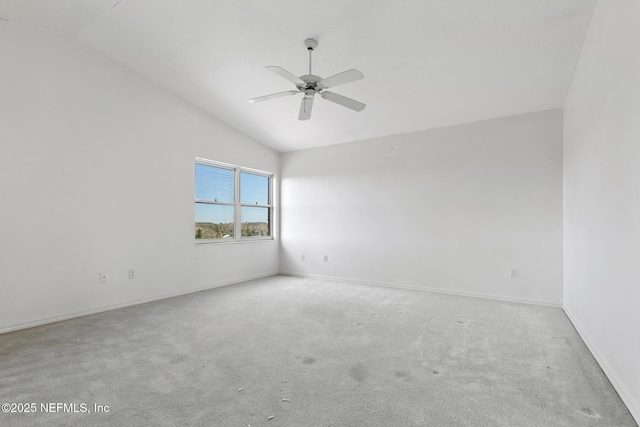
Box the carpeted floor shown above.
[0,275,636,426]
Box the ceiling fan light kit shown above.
[249,39,366,120]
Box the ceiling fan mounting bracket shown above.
[304,38,318,51]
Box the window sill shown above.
[195,237,275,245]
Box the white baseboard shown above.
[564,305,640,424]
[0,272,278,335]
[279,271,562,308]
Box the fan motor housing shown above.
[298,74,323,94]
[299,74,321,84]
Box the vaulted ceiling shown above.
[1,0,596,152]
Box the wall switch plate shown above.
[301,254,305,261]
[324,255,329,263]
[100,272,108,283]
[129,269,136,279]
[510,268,519,278]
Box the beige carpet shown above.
[0,275,636,426]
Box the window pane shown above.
[195,203,234,239]
[195,163,234,202]
[241,206,270,237]
[240,172,269,205]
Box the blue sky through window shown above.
[195,203,234,223]
[241,206,269,223]
[195,163,233,202]
[240,172,269,205]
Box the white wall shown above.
[563,0,640,421]
[281,109,564,306]
[0,22,279,333]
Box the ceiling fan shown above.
[249,39,366,120]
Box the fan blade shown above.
[318,69,364,89]
[320,91,366,112]
[249,90,300,103]
[266,66,305,85]
[298,96,314,121]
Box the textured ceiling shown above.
[1,0,596,152]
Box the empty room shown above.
[1,1,638,426]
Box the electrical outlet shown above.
[301,254,305,261]
[100,272,108,283]
[510,268,519,278]
[129,269,136,279]
[324,255,329,263]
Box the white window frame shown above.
[195,158,275,243]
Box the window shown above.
[195,159,273,241]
